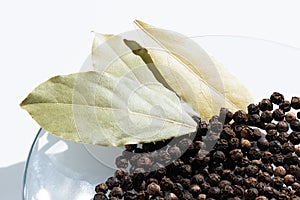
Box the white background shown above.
[0,0,300,199]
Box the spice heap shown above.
[94,92,300,200]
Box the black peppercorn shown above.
[260,110,273,123]
[270,177,284,190]
[270,92,284,104]
[257,137,269,151]
[220,127,236,140]
[232,175,244,185]
[281,142,295,154]
[276,121,289,132]
[271,154,285,166]
[273,109,285,121]
[120,175,133,191]
[277,132,289,144]
[95,183,108,194]
[189,184,201,197]
[207,173,221,186]
[212,150,226,163]
[244,177,258,188]
[274,166,286,177]
[197,194,206,200]
[115,156,129,169]
[114,168,128,180]
[94,192,108,200]
[213,139,229,152]
[160,177,174,191]
[285,112,296,123]
[258,172,271,183]
[233,110,248,124]
[290,120,300,131]
[124,190,138,200]
[261,151,272,164]
[259,99,273,111]
[230,149,243,161]
[247,148,261,160]
[229,137,240,150]
[105,177,120,190]
[262,163,274,175]
[232,185,244,198]
[291,96,300,109]
[248,103,260,114]
[284,174,295,186]
[164,192,178,200]
[147,182,161,196]
[279,100,291,112]
[109,187,124,199]
[248,114,261,126]
[207,187,221,198]
[295,145,300,156]
[241,139,253,151]
[244,188,259,200]
[269,140,282,154]
[288,131,300,144]
[246,164,259,177]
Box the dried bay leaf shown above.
[20,71,196,146]
[134,20,253,120]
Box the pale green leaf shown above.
[20,71,196,146]
[134,20,253,120]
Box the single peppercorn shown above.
[232,185,244,198]
[115,156,129,169]
[94,192,108,200]
[124,190,138,200]
[248,114,261,126]
[269,140,282,154]
[285,112,296,123]
[95,183,109,194]
[105,177,120,190]
[257,137,269,151]
[271,154,285,166]
[247,147,261,160]
[284,174,295,186]
[281,142,295,154]
[233,110,248,124]
[258,172,271,183]
[207,173,221,187]
[240,139,252,151]
[260,110,273,123]
[262,163,274,175]
[270,92,284,104]
[244,177,258,188]
[273,109,285,121]
[220,127,236,140]
[248,103,260,114]
[229,137,240,150]
[270,177,284,190]
[288,131,300,144]
[290,120,300,131]
[294,145,300,156]
[277,121,289,132]
[259,99,273,111]
[164,192,178,200]
[212,150,226,163]
[274,166,286,177]
[232,175,244,185]
[197,194,206,200]
[228,149,242,161]
[147,182,161,196]
[207,187,221,198]
[244,188,259,200]
[277,132,289,144]
[279,100,291,112]
[246,164,259,177]
[160,177,174,191]
[261,151,273,164]
[109,187,124,199]
[291,96,300,109]
[189,184,201,197]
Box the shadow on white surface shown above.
[0,162,25,199]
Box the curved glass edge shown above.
[22,128,45,200]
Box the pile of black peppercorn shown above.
[94,92,300,200]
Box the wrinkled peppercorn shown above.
[259,99,273,111]
[273,109,285,121]
[233,110,248,124]
[291,97,300,109]
[277,121,289,132]
[279,100,291,112]
[270,92,284,104]
[260,110,273,123]
[147,182,160,196]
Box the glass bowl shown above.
[23,36,300,200]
